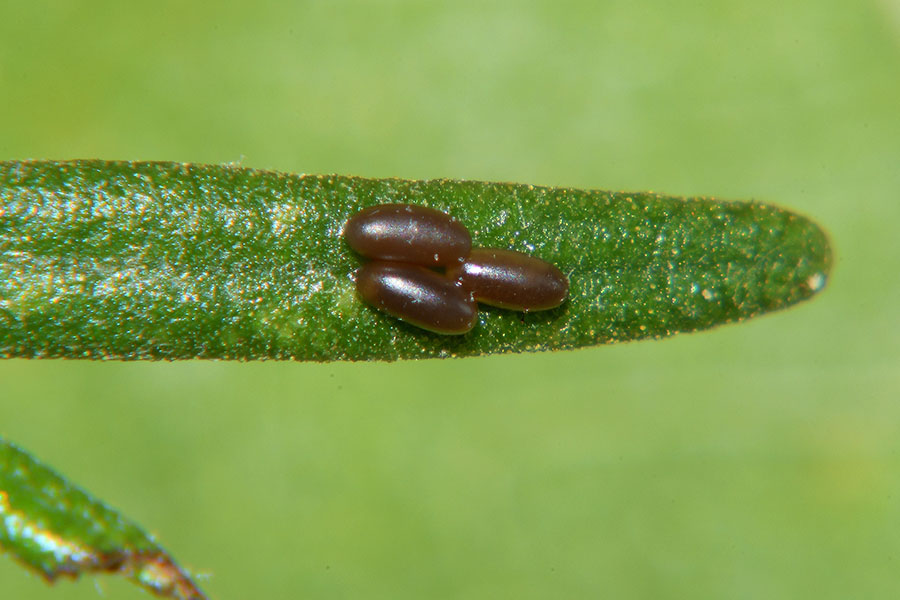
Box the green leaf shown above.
[0,160,831,360]
[0,436,206,599]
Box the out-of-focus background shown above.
[1,2,898,598]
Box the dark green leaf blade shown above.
[0,160,832,360]
[0,437,206,599]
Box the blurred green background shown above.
[1,1,898,598]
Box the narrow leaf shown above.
[0,437,206,599]
[0,160,832,360]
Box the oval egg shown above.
[448,247,569,312]
[345,203,471,267]
[355,261,477,334]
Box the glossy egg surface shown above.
[345,203,471,266]
[356,261,477,334]
[448,248,569,312]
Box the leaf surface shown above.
[0,437,206,599]
[0,160,832,360]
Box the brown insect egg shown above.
[447,248,569,312]
[355,261,477,334]
[344,203,472,267]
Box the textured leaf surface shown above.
[0,160,832,360]
[0,437,206,599]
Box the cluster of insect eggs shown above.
[345,203,569,334]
